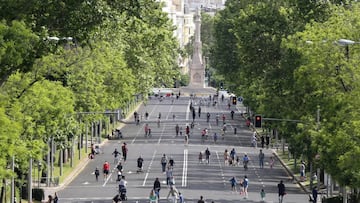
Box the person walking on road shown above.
[175,124,180,136]
[186,125,190,137]
[312,186,318,203]
[252,131,258,148]
[240,176,249,199]
[229,176,238,192]
[149,189,158,203]
[121,143,128,162]
[94,167,100,181]
[168,156,175,169]
[259,149,265,169]
[300,161,306,181]
[270,156,275,169]
[205,148,211,164]
[277,180,286,203]
[207,112,210,122]
[145,124,149,137]
[112,148,121,164]
[167,186,179,203]
[166,167,173,186]
[243,154,249,170]
[153,177,161,199]
[213,132,218,143]
[161,154,168,173]
[260,188,266,202]
[198,195,205,203]
[178,192,185,203]
[231,110,234,120]
[198,151,203,164]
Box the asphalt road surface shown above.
[57,91,309,203]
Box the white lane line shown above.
[216,150,226,186]
[131,123,146,144]
[186,100,191,121]
[102,173,113,187]
[182,149,188,187]
[142,150,157,186]
[157,123,167,144]
[165,105,174,120]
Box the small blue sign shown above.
[238,96,243,102]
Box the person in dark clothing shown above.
[231,110,234,120]
[153,177,161,199]
[137,156,144,172]
[198,195,205,203]
[312,187,318,203]
[265,134,270,149]
[277,180,286,203]
[94,167,100,181]
[122,143,128,161]
[261,135,265,148]
[205,148,211,164]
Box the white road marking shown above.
[182,149,188,187]
[216,150,226,186]
[142,150,157,186]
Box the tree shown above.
[0,21,39,86]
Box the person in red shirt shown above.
[103,161,110,180]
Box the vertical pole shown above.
[50,137,54,186]
[28,157,32,203]
[60,147,63,176]
[11,155,14,203]
[91,122,94,144]
[47,139,50,187]
[317,107,321,192]
[38,161,40,188]
[85,122,88,154]
[343,187,347,203]
[99,119,102,143]
[70,137,74,167]
[78,134,81,160]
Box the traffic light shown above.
[254,115,262,128]
[232,96,237,105]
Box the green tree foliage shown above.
[212,0,360,189]
[0,0,180,195]
[283,4,360,187]
[0,21,39,86]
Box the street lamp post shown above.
[38,161,42,188]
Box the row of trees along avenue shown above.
[204,0,360,201]
[0,0,180,201]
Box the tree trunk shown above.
[1,178,5,203]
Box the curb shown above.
[272,150,309,194]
